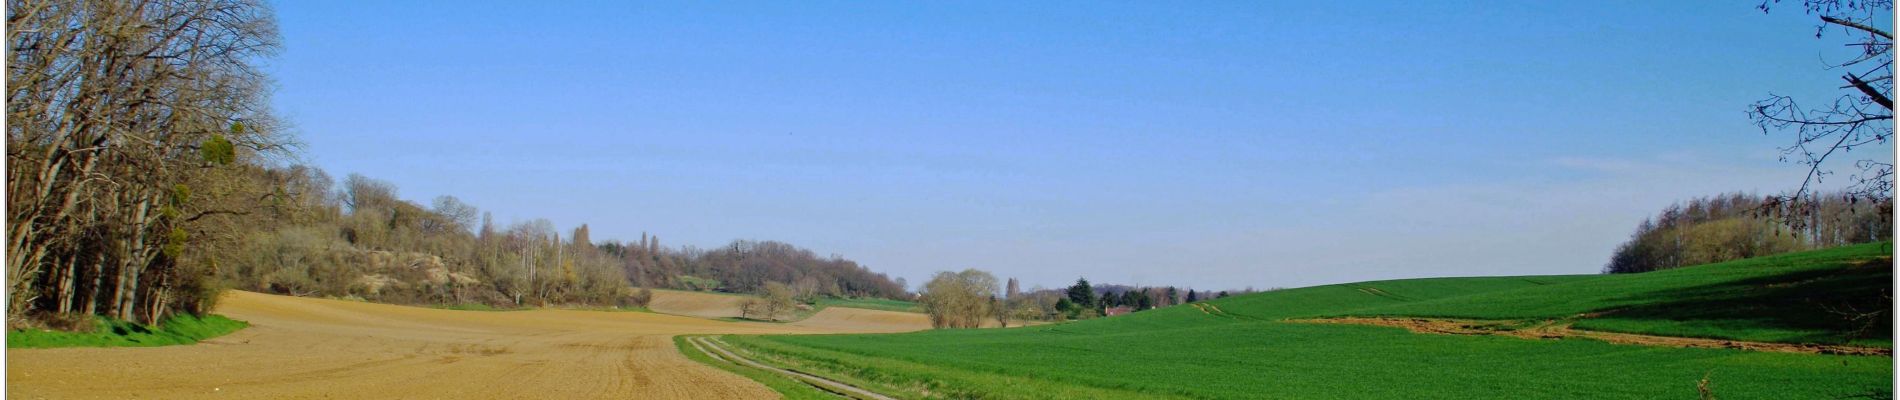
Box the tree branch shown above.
[1843,73,1895,110]
[182,209,249,223]
[1822,16,1894,40]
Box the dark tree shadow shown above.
[1589,258,1892,344]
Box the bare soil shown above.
[647,289,1027,328]
[646,289,755,319]
[6,290,931,399]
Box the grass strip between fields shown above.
[691,336,898,400]
[1296,316,1892,356]
[8,314,248,349]
[674,335,859,400]
[722,334,1185,400]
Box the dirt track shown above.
[6,291,930,399]
[688,336,895,400]
[1301,316,1891,356]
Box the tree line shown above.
[1605,191,1890,274]
[224,170,633,307]
[171,166,913,313]
[3,0,907,330]
[7,0,287,326]
[605,239,906,300]
[918,271,1245,329]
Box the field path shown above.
[6,291,927,399]
[1300,316,1891,356]
[688,336,896,400]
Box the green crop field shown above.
[714,243,1894,399]
[817,297,924,313]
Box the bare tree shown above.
[992,296,1009,328]
[790,276,821,303]
[759,282,796,321]
[738,297,760,320]
[342,174,398,213]
[1751,0,1895,225]
[7,0,287,324]
[430,196,478,234]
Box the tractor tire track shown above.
[689,336,896,400]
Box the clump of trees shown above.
[1605,191,1890,274]
[919,269,998,328]
[921,274,1246,327]
[223,171,920,309]
[215,171,631,307]
[628,288,654,309]
[1043,278,1226,319]
[7,0,289,326]
[736,282,799,321]
[602,239,906,301]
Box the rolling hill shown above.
[714,242,1895,399]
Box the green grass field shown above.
[1327,242,1894,346]
[715,243,1894,399]
[8,314,249,349]
[816,297,924,313]
[725,297,923,323]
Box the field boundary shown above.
[1297,316,1891,356]
[686,336,897,400]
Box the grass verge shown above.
[8,314,248,348]
[816,297,923,313]
[673,335,840,400]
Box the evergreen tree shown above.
[1066,278,1095,309]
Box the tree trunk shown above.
[53,252,75,313]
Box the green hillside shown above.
[715,243,1894,399]
[816,297,924,313]
[1330,242,1893,346]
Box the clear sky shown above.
[267,1,1892,291]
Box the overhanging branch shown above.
[1844,74,1895,110]
[1822,16,1894,40]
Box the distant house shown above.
[1103,306,1134,317]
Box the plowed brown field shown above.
[645,289,753,319]
[6,290,929,399]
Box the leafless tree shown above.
[7,0,287,324]
[430,195,478,234]
[759,281,796,321]
[342,173,397,213]
[1751,0,1894,225]
[738,297,760,320]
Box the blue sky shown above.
[267,1,1892,291]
